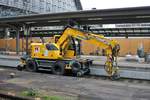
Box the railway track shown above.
[0,56,150,80]
[0,59,149,81]
[0,93,32,100]
[90,67,150,80]
[1,65,150,85]
[84,75,150,85]
[0,59,149,100]
[0,65,150,100]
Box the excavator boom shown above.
[56,26,120,78]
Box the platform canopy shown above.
[0,6,150,37]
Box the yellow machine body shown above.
[29,26,120,77]
[31,43,62,59]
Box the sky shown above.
[81,0,150,10]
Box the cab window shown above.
[46,44,58,50]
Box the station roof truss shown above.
[1,6,150,37]
[14,27,150,37]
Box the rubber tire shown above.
[52,62,65,75]
[26,59,38,72]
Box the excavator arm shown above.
[85,33,120,77]
[56,26,120,78]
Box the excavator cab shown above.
[30,43,62,59]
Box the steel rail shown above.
[0,93,32,100]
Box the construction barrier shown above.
[0,38,150,56]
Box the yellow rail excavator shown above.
[17,26,120,79]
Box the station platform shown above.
[82,55,150,69]
[0,54,149,69]
[0,54,20,68]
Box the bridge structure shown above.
[0,6,150,54]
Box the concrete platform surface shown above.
[0,68,150,100]
[0,54,149,69]
[81,55,150,68]
[0,54,20,60]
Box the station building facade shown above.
[0,0,82,17]
[0,0,83,54]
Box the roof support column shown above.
[5,28,9,54]
[16,30,20,55]
[23,25,30,55]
